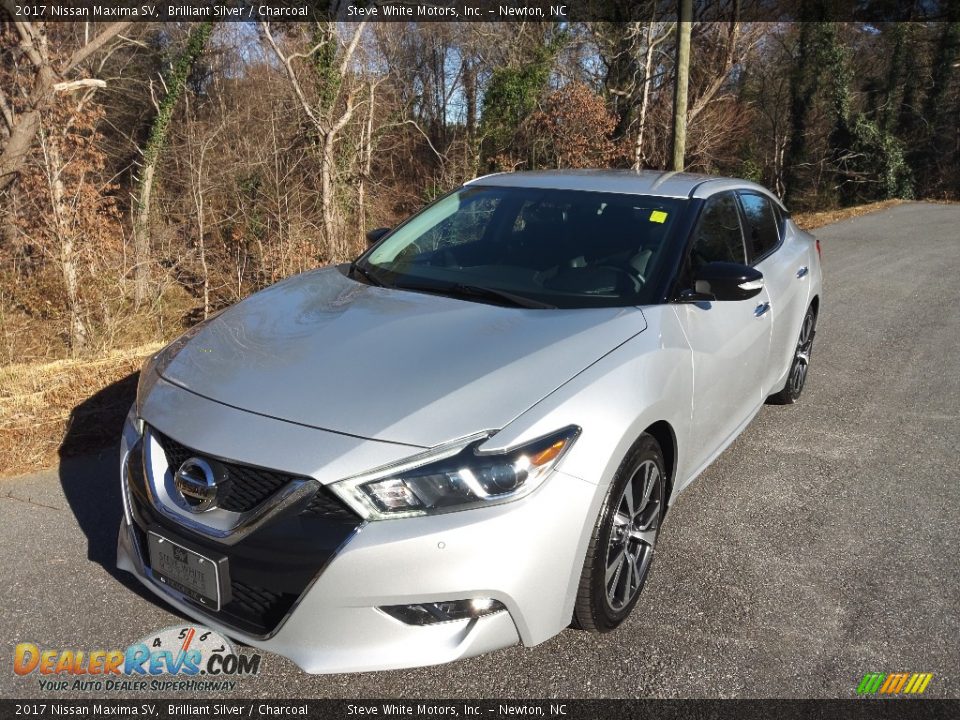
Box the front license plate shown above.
[147,532,222,610]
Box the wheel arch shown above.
[643,420,677,513]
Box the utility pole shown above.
[671,0,692,171]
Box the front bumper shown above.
[117,520,521,673]
[116,399,599,673]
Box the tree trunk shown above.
[783,3,831,205]
[0,16,130,193]
[131,161,155,304]
[198,218,209,320]
[357,83,375,250]
[919,16,960,190]
[464,58,478,176]
[320,133,340,260]
[633,23,658,170]
[603,22,641,143]
[40,125,87,351]
[260,19,366,263]
[0,71,52,192]
[879,25,908,133]
[671,0,693,172]
[192,141,209,320]
[130,21,213,304]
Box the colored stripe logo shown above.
[857,673,933,695]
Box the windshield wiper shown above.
[395,281,555,309]
[348,261,383,287]
[451,284,557,309]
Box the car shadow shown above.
[57,370,185,616]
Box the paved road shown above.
[2,202,958,699]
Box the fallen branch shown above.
[53,79,107,93]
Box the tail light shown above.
[815,238,822,259]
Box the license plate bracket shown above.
[147,530,230,611]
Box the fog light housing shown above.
[380,598,506,625]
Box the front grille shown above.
[217,581,298,636]
[132,429,363,636]
[216,463,289,513]
[153,430,294,513]
[303,486,360,521]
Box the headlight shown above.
[330,426,580,520]
[135,311,224,416]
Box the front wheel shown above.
[572,433,665,632]
[768,304,817,405]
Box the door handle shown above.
[796,266,809,279]
[754,302,770,317]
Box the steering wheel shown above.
[596,263,645,294]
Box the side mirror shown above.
[366,227,391,247]
[686,261,764,302]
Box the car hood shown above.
[160,266,647,448]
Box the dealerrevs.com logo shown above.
[14,625,261,693]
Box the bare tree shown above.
[632,20,674,170]
[37,123,86,348]
[355,81,376,244]
[130,21,213,305]
[1,16,956,366]
[187,124,225,320]
[261,21,368,261]
[686,13,756,128]
[0,6,129,192]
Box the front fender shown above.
[483,306,692,494]
[480,306,694,637]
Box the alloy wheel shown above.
[605,459,662,611]
[789,309,816,395]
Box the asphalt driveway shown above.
[2,201,958,699]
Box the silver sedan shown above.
[118,170,822,673]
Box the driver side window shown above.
[689,193,747,270]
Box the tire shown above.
[572,433,666,632]
[768,304,817,405]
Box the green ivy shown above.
[823,25,913,203]
[479,34,565,164]
[739,157,763,184]
[310,23,341,114]
[140,22,213,174]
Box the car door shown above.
[738,192,807,394]
[673,192,773,478]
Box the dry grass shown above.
[792,199,907,230]
[792,197,960,231]
[0,343,162,477]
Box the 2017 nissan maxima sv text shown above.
[117,170,822,673]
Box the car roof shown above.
[464,169,780,204]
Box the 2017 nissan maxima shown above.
[118,170,822,673]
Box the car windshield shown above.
[356,186,684,309]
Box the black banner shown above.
[1,0,955,23]
[2,700,960,720]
